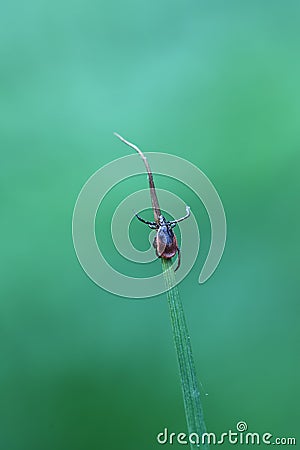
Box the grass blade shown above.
[162,259,209,450]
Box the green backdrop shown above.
[1,1,299,449]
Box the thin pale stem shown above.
[114,132,161,221]
[161,258,209,450]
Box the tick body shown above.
[114,133,190,271]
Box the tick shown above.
[114,133,190,271]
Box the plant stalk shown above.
[162,259,209,450]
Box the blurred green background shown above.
[1,1,299,449]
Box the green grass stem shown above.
[161,259,209,450]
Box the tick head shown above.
[158,215,167,226]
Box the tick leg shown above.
[169,205,191,224]
[135,213,157,228]
[174,247,181,272]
